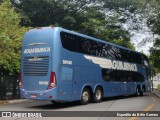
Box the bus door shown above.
[72,67,82,100]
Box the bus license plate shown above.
[30,94,37,98]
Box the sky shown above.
[130,31,153,55]
[104,8,154,55]
[121,11,154,55]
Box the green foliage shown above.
[157,84,160,91]
[143,0,160,34]
[16,0,134,49]
[0,0,28,75]
[149,39,160,73]
[18,0,93,27]
[102,0,140,12]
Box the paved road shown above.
[0,92,159,120]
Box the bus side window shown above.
[61,32,78,52]
[103,69,117,82]
[116,71,133,82]
[102,69,111,81]
[133,72,145,82]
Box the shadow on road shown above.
[28,93,150,110]
[29,101,81,110]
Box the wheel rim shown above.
[95,90,101,100]
[136,88,139,95]
[82,91,89,102]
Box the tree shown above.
[102,0,160,39]
[98,0,154,50]
[11,0,134,49]
[0,0,28,76]
[150,39,160,73]
[78,9,135,49]
[15,0,95,27]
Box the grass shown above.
[157,84,160,91]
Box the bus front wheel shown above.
[80,88,90,105]
[135,87,140,96]
[93,87,103,103]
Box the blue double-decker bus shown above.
[20,27,151,104]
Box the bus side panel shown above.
[57,82,73,101]
[57,66,73,101]
[72,66,83,101]
[103,82,124,97]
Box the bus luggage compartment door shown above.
[58,66,73,101]
[73,67,82,100]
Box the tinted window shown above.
[61,32,78,52]
[102,69,144,82]
[60,31,144,65]
[133,72,144,82]
[102,69,112,81]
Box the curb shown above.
[151,91,160,98]
[0,99,34,105]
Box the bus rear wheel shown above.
[51,101,60,105]
[140,87,144,96]
[93,87,103,103]
[80,88,90,105]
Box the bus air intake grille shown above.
[23,56,49,76]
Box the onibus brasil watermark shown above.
[0,111,159,117]
[1,112,42,118]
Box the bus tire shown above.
[80,88,90,105]
[93,87,103,103]
[140,87,144,96]
[135,87,140,96]
[51,101,60,105]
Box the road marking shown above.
[129,95,157,120]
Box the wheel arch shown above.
[136,84,141,92]
[142,84,146,92]
[93,85,104,95]
[81,85,93,96]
